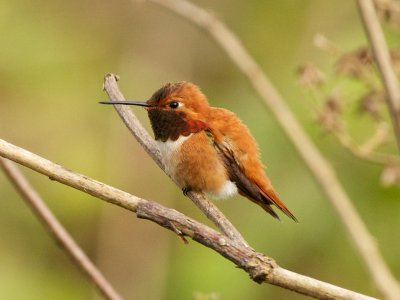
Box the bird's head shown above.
[100,82,210,141]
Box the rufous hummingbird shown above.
[101,82,297,221]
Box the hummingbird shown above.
[100,82,297,221]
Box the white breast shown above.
[157,134,238,199]
[157,135,191,175]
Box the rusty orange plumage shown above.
[101,82,297,221]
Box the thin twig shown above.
[145,0,400,298]
[332,122,397,165]
[102,73,248,248]
[0,157,122,300]
[356,0,400,153]
[0,138,377,300]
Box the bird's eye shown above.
[169,101,180,109]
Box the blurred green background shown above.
[1,0,399,299]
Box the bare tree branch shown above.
[0,138,377,300]
[0,140,143,210]
[102,73,248,248]
[0,157,122,300]
[144,0,400,298]
[357,0,400,153]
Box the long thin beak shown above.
[99,100,149,107]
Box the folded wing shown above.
[207,128,297,221]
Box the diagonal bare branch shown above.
[0,138,377,300]
[0,157,122,300]
[356,0,400,153]
[144,0,400,299]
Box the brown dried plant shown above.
[297,36,400,186]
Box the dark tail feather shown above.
[238,190,281,220]
[260,189,298,222]
[259,202,281,220]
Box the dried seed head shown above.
[296,62,326,88]
[317,90,343,132]
[359,90,385,120]
[374,0,400,26]
[336,48,373,78]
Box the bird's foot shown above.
[182,187,192,196]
